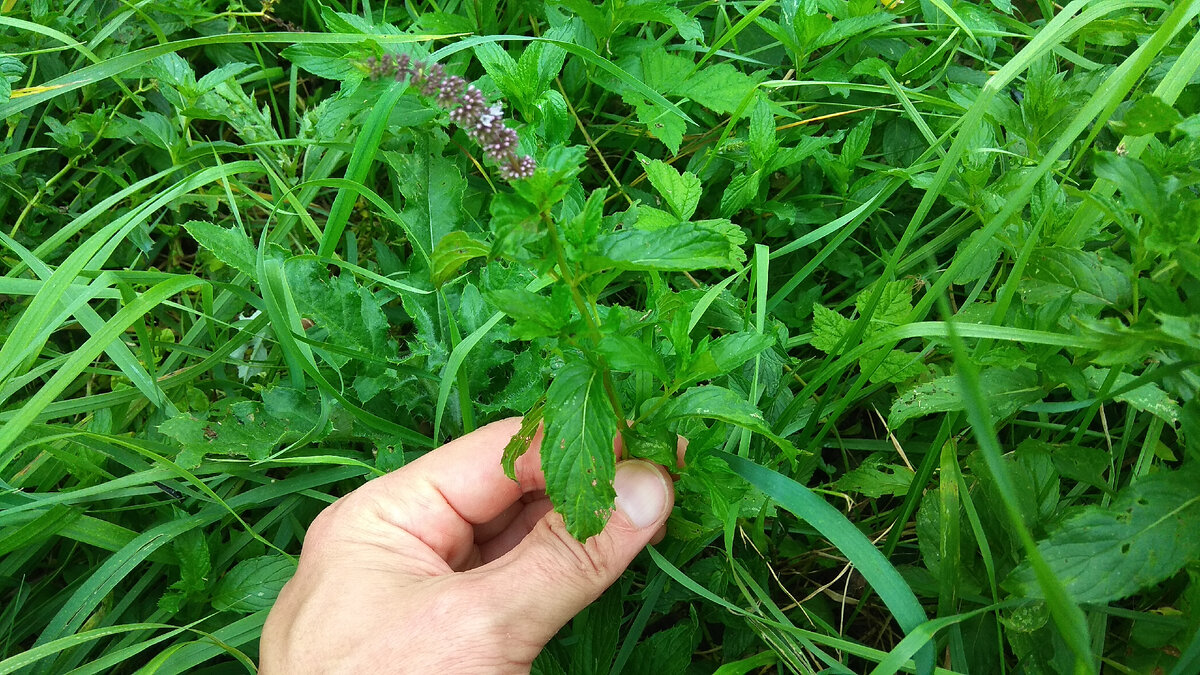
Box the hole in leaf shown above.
[1121,543,1131,554]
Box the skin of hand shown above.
[260,417,678,674]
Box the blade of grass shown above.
[716,451,935,675]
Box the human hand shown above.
[260,418,677,674]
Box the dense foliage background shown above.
[2,0,1199,672]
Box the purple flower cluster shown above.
[366,54,537,181]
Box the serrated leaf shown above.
[856,279,913,325]
[625,92,686,154]
[431,231,490,287]
[593,221,742,271]
[657,386,796,456]
[636,153,701,220]
[1084,367,1181,427]
[487,286,573,339]
[1005,470,1200,604]
[281,43,366,84]
[1023,246,1131,307]
[1109,95,1183,137]
[834,461,915,498]
[620,0,704,42]
[624,424,678,468]
[810,303,854,354]
[708,330,775,373]
[503,398,545,480]
[718,170,761,217]
[889,368,1042,428]
[158,388,328,468]
[864,349,926,384]
[596,334,669,382]
[287,260,395,368]
[748,99,778,166]
[212,555,296,613]
[541,358,618,540]
[183,221,257,278]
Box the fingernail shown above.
[613,460,669,529]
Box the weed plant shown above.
[1,0,1199,673]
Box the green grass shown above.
[2,0,1199,673]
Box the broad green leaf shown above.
[541,358,618,540]
[212,555,296,613]
[431,231,490,287]
[593,221,742,271]
[637,153,701,220]
[596,334,669,382]
[865,349,926,384]
[624,424,678,468]
[286,260,396,369]
[889,368,1043,428]
[811,303,854,354]
[1084,367,1181,427]
[1109,95,1184,136]
[857,279,913,325]
[657,386,796,456]
[707,330,776,373]
[834,461,915,498]
[1006,470,1200,604]
[1024,247,1131,306]
[718,171,761,217]
[486,286,573,340]
[182,221,257,279]
[624,92,686,154]
[158,388,328,468]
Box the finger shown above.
[477,460,675,643]
[342,418,548,570]
[477,497,554,563]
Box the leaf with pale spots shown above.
[541,356,618,540]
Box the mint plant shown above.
[2,0,1199,672]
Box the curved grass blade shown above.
[715,451,935,675]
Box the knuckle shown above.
[536,515,616,579]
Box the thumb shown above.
[485,460,673,642]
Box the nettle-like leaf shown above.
[1005,469,1200,604]
[637,153,701,220]
[541,357,618,540]
[889,367,1043,428]
[212,555,296,613]
[183,220,257,279]
[592,221,744,271]
[158,387,329,468]
[657,385,797,457]
[286,259,397,372]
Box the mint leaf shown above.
[503,398,545,480]
[593,221,742,271]
[183,220,257,278]
[1005,469,1200,603]
[624,92,686,154]
[212,555,296,613]
[487,286,574,339]
[431,231,490,287]
[657,385,796,457]
[541,358,618,540]
[811,303,854,354]
[597,334,669,382]
[856,279,913,325]
[889,368,1042,428]
[637,153,701,220]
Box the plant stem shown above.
[542,211,631,454]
